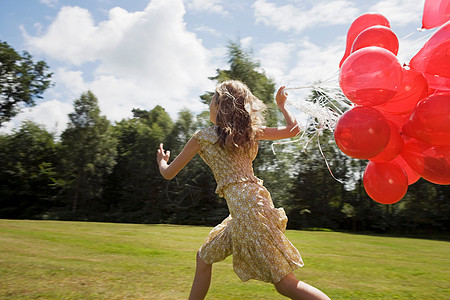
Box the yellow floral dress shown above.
[194,126,304,284]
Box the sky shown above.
[0,0,435,135]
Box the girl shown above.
[157,80,330,300]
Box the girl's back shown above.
[194,126,261,197]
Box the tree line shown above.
[0,41,448,235]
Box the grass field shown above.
[0,219,448,299]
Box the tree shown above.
[200,41,278,126]
[0,121,59,218]
[284,131,347,229]
[163,109,226,225]
[0,40,53,125]
[59,91,117,212]
[102,106,173,223]
[398,179,450,234]
[132,106,173,132]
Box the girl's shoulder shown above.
[193,126,218,144]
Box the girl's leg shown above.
[274,273,331,300]
[188,252,212,300]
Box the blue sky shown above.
[0,0,434,134]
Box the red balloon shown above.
[410,20,450,90]
[381,111,411,129]
[351,25,399,55]
[401,138,450,185]
[422,0,450,29]
[334,106,391,159]
[393,155,421,185]
[402,93,450,145]
[363,161,408,204]
[428,88,446,95]
[340,13,390,67]
[369,121,403,163]
[339,47,403,106]
[375,68,428,115]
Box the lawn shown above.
[0,219,448,299]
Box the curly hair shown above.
[212,80,266,151]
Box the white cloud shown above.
[22,6,142,65]
[0,100,72,135]
[253,0,360,33]
[19,0,213,128]
[257,42,295,81]
[255,36,345,89]
[185,0,227,15]
[53,68,87,98]
[288,38,343,84]
[397,32,431,65]
[253,37,346,126]
[40,0,58,8]
[240,37,253,49]
[370,0,425,27]
[194,25,221,37]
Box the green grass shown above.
[0,220,448,299]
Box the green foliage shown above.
[0,40,53,125]
[162,109,227,225]
[101,106,226,225]
[397,179,450,233]
[201,41,278,126]
[59,91,117,212]
[165,109,196,149]
[0,121,59,218]
[284,132,345,229]
[132,105,173,132]
[102,111,168,222]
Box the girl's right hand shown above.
[276,86,287,108]
[157,143,170,166]
[156,138,199,180]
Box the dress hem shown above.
[238,263,304,284]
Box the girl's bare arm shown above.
[258,86,301,141]
[157,137,199,180]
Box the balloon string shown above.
[401,31,416,40]
[270,123,307,155]
[273,82,346,184]
[401,28,435,47]
[284,86,310,91]
[271,130,345,184]
[320,70,340,84]
[270,118,314,155]
[304,129,318,150]
[317,133,345,184]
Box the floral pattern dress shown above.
[193,126,304,284]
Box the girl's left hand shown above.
[276,86,287,108]
[157,143,170,166]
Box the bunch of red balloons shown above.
[335,5,450,205]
